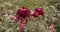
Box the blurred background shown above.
[0,0,60,32]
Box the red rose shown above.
[35,7,44,16]
[16,7,31,18]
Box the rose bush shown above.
[11,7,44,31]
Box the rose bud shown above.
[10,15,19,21]
[30,11,34,15]
[20,23,25,30]
[49,24,55,30]
[32,12,39,18]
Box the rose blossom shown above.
[16,7,31,18]
[35,7,44,16]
